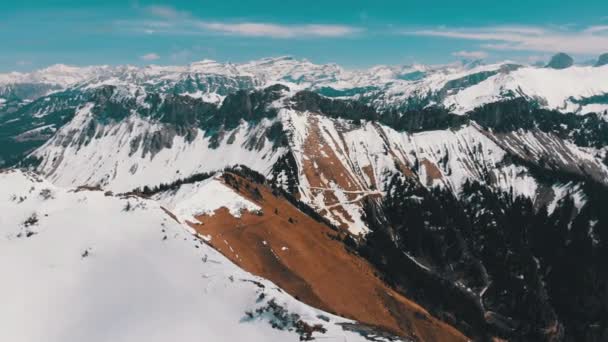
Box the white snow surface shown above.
[444,65,608,113]
[547,182,587,214]
[154,175,261,223]
[0,169,379,342]
[0,64,112,87]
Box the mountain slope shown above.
[0,169,397,342]
[26,85,608,235]
[156,171,467,341]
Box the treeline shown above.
[291,90,468,132]
[132,171,215,196]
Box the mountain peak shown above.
[546,53,574,69]
[39,63,80,73]
[461,59,485,69]
[260,55,296,62]
[596,53,608,67]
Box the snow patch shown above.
[155,175,261,223]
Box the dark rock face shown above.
[595,53,608,67]
[291,90,380,122]
[292,90,468,132]
[215,84,288,130]
[440,70,498,97]
[381,106,468,132]
[167,74,257,96]
[546,53,574,69]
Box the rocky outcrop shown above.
[546,53,574,69]
[290,90,380,122]
[595,53,608,67]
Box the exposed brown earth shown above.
[297,116,421,231]
[420,159,443,186]
[299,116,364,228]
[186,173,468,342]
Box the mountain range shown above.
[2,53,608,341]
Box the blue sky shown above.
[2,0,608,71]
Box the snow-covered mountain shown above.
[3,54,608,342]
[3,53,608,115]
[21,84,607,235]
[0,169,412,342]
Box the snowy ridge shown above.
[5,57,608,115]
[154,175,262,224]
[444,65,608,114]
[29,95,606,234]
[0,64,112,88]
[280,109,546,233]
[32,104,286,192]
[0,169,386,342]
[279,107,605,232]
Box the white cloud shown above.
[145,5,190,19]
[126,5,361,39]
[197,22,360,38]
[452,50,488,59]
[405,25,608,55]
[584,25,608,34]
[140,53,160,61]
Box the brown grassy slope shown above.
[186,173,468,342]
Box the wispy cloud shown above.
[452,50,488,59]
[404,25,608,55]
[196,22,360,38]
[145,5,190,19]
[123,5,361,39]
[584,25,608,34]
[140,53,160,61]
